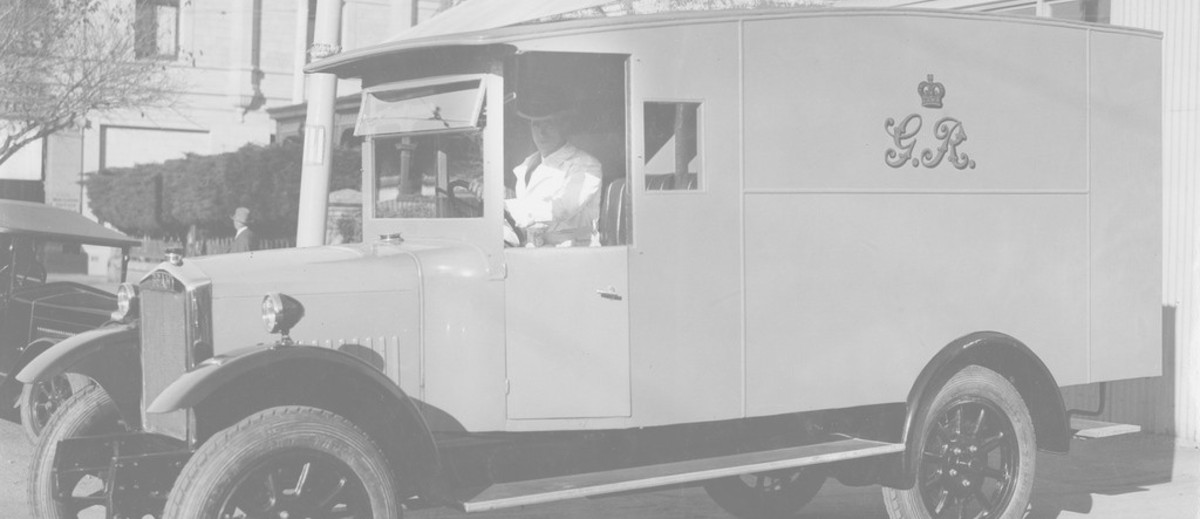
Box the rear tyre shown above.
[28,384,124,519]
[20,373,91,442]
[882,365,1036,519]
[704,468,825,519]
[162,405,401,519]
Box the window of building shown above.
[135,0,180,60]
[644,102,701,191]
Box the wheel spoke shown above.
[931,420,948,441]
[314,476,348,512]
[954,407,964,436]
[286,461,312,496]
[933,488,950,515]
[981,466,1008,483]
[972,408,986,438]
[978,432,1005,454]
[972,485,993,511]
[923,469,942,489]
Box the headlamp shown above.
[112,283,140,322]
[262,292,304,339]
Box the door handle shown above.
[596,287,623,301]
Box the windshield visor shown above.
[356,79,486,136]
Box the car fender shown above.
[15,323,141,426]
[887,331,1069,489]
[147,344,439,492]
[1,338,58,406]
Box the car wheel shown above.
[704,468,825,519]
[20,373,90,442]
[882,365,1036,519]
[162,405,401,519]
[28,384,124,519]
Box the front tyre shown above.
[882,365,1036,519]
[28,384,124,518]
[162,406,401,519]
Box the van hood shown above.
[183,242,422,299]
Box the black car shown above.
[0,199,137,440]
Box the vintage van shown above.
[22,5,1161,519]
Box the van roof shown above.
[308,6,1159,79]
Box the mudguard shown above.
[146,344,439,490]
[16,323,141,427]
[891,331,1069,489]
[147,344,407,413]
[1,338,57,407]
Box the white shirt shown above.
[505,143,602,247]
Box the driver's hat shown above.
[515,86,577,122]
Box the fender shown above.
[147,344,439,491]
[891,331,1069,488]
[16,323,141,427]
[2,338,57,406]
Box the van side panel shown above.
[744,195,1089,414]
[741,15,1102,415]
[1087,30,1162,382]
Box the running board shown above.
[1071,417,1141,439]
[460,437,904,513]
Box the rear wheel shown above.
[162,405,401,519]
[28,384,124,519]
[882,365,1036,519]
[704,468,825,519]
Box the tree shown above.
[0,0,175,167]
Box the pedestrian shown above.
[229,207,258,253]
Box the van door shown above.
[504,247,630,419]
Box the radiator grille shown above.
[139,284,190,440]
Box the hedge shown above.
[85,141,361,240]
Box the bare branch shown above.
[0,0,178,166]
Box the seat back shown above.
[598,178,630,246]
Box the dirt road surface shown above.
[0,417,1195,518]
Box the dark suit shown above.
[230,227,257,253]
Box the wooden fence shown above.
[133,236,294,261]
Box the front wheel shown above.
[882,365,1036,519]
[704,468,825,519]
[20,373,90,442]
[162,405,401,519]
[28,384,124,519]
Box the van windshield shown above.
[373,131,484,219]
[364,78,488,219]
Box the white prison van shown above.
[26,5,1160,519]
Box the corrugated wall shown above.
[1067,0,1200,447]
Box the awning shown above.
[0,200,139,248]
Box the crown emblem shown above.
[918,74,945,109]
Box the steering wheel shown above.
[503,209,527,247]
[17,262,46,287]
[0,261,45,289]
[434,179,482,218]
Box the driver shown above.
[503,89,603,247]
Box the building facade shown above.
[0,0,427,214]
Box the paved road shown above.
[0,418,1195,518]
